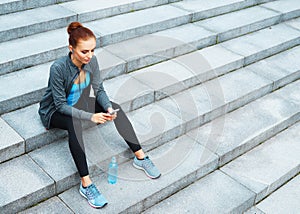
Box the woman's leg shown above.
[87,98,160,179]
[50,106,108,208]
[50,111,90,182]
[85,98,143,154]
[111,102,143,153]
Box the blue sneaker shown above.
[133,156,161,179]
[79,183,108,209]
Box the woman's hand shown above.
[91,113,111,124]
[107,107,117,120]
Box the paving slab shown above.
[104,25,216,73]
[104,73,154,112]
[0,155,55,213]
[0,4,76,42]
[19,196,73,214]
[196,5,281,42]
[86,4,191,46]
[130,58,197,101]
[61,0,169,22]
[262,0,300,21]
[29,139,82,194]
[156,80,223,133]
[0,0,58,15]
[152,23,217,50]
[143,170,256,213]
[247,45,300,90]
[172,0,262,22]
[0,117,24,163]
[129,44,243,103]
[214,67,273,111]
[175,44,244,80]
[286,17,300,30]
[256,174,300,214]
[127,102,185,151]
[95,48,127,80]
[221,122,300,203]
[1,104,67,152]
[187,91,300,166]
[0,62,51,114]
[221,22,300,65]
[0,28,68,75]
[59,134,219,213]
[273,79,300,107]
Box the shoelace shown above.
[86,184,101,200]
[143,158,155,169]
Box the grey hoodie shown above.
[38,53,112,129]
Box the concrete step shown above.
[144,121,300,213]
[172,0,274,22]
[1,19,299,115]
[220,121,300,205]
[18,80,300,213]
[249,174,300,213]
[0,4,77,43]
[195,4,282,43]
[60,0,175,23]
[19,197,73,214]
[0,0,286,75]
[162,80,300,166]
[105,8,300,74]
[0,117,23,163]
[0,0,177,43]
[261,0,300,21]
[144,170,256,213]
[0,155,55,213]
[0,0,73,15]
[85,4,191,47]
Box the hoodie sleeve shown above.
[49,63,93,120]
[90,56,112,111]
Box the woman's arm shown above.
[90,56,112,112]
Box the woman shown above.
[38,22,160,209]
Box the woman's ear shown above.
[69,45,74,53]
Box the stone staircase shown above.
[0,0,300,213]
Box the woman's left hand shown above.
[107,107,117,120]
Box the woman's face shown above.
[70,37,96,66]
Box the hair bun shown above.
[67,22,83,35]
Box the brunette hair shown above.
[67,22,96,48]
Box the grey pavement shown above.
[256,174,300,214]
[143,170,256,214]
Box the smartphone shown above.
[109,109,120,115]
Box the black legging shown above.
[50,97,142,177]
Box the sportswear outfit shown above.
[38,53,160,209]
[38,53,141,177]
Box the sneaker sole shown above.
[79,189,108,209]
[133,162,161,179]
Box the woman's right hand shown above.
[91,113,111,124]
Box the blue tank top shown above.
[67,72,90,106]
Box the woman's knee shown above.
[111,102,121,111]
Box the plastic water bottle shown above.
[108,156,118,184]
